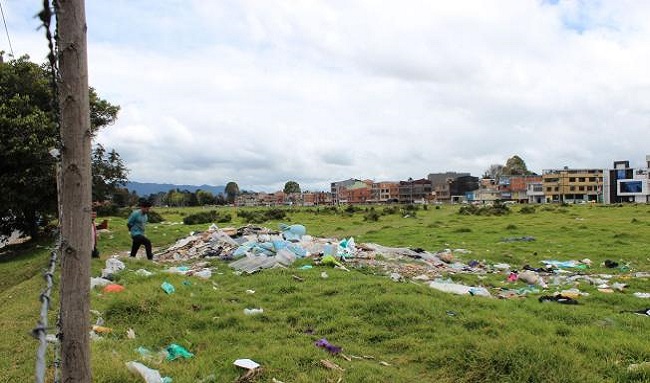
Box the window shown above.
[578,186,584,191]
[569,177,576,182]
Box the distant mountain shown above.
[125,181,225,196]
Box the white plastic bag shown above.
[125,361,163,383]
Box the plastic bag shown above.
[125,361,164,383]
[166,343,194,361]
[279,223,306,241]
[103,284,125,293]
[161,281,175,294]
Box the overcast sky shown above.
[4,0,650,192]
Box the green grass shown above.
[1,204,649,382]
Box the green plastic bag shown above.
[166,343,194,361]
[161,281,175,294]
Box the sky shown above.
[3,0,650,192]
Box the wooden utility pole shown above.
[58,0,92,381]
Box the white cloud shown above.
[5,0,650,191]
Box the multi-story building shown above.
[332,179,373,204]
[427,172,470,202]
[527,182,545,203]
[398,178,433,203]
[302,191,331,206]
[473,178,500,203]
[371,181,400,203]
[500,175,543,203]
[603,157,650,203]
[449,175,479,202]
[330,179,361,204]
[542,167,603,203]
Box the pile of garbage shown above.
[152,223,477,276]
[145,223,650,302]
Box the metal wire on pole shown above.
[32,241,60,383]
[33,1,63,382]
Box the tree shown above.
[0,55,120,238]
[196,189,215,205]
[92,143,129,202]
[225,181,240,204]
[284,181,301,194]
[482,164,504,180]
[503,155,531,176]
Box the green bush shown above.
[382,206,399,215]
[95,203,119,217]
[364,208,380,222]
[459,202,510,216]
[147,210,165,223]
[183,210,229,225]
[520,205,536,214]
[237,208,287,223]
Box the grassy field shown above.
[1,203,649,382]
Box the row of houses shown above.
[235,156,650,206]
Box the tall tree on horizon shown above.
[225,181,240,204]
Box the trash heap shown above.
[152,223,480,277]
[148,222,649,302]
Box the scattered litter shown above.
[315,338,342,354]
[500,236,536,242]
[292,275,305,282]
[603,259,619,268]
[161,281,175,294]
[136,346,167,364]
[339,353,352,361]
[428,279,491,297]
[89,330,103,342]
[243,308,264,315]
[127,328,136,339]
[125,361,171,383]
[390,272,403,282]
[102,284,125,293]
[560,288,588,298]
[102,257,125,279]
[135,269,154,277]
[245,289,256,294]
[234,358,260,370]
[321,272,329,279]
[320,359,344,372]
[166,343,194,361]
[538,295,579,305]
[321,254,343,268]
[627,361,650,372]
[193,269,212,279]
[633,292,650,299]
[92,325,112,334]
[379,361,391,366]
[631,308,649,316]
[279,223,306,241]
[91,277,112,289]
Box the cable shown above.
[0,0,14,57]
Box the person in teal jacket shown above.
[127,200,153,260]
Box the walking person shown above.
[127,200,154,260]
[91,211,100,258]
